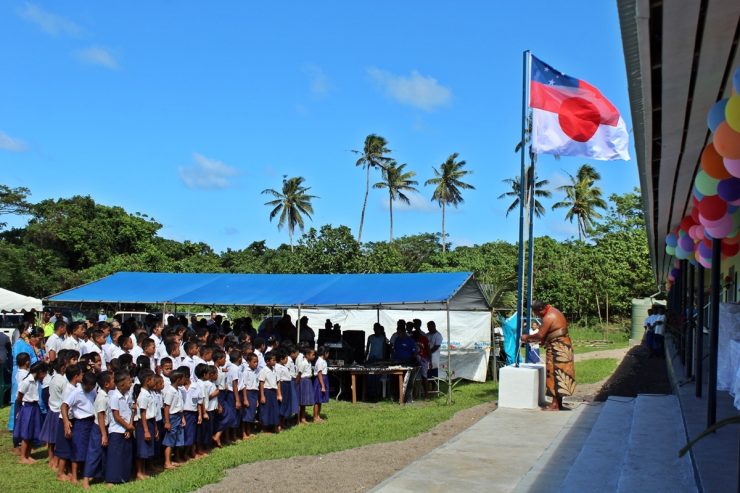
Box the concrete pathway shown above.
[370,404,588,493]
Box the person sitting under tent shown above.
[521,300,575,411]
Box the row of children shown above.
[13,332,332,488]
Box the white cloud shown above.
[367,67,452,111]
[17,2,81,37]
[178,153,239,190]
[303,64,330,96]
[547,171,572,190]
[76,46,120,70]
[0,131,28,152]
[381,192,437,213]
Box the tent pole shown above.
[707,238,721,427]
[446,301,452,405]
[376,307,380,324]
[163,302,166,327]
[297,305,301,344]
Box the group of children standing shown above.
[12,319,332,488]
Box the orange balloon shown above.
[713,122,740,159]
[701,143,731,179]
[724,229,740,245]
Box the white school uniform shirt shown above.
[275,362,291,382]
[204,380,219,412]
[297,359,313,377]
[108,389,132,433]
[287,358,297,378]
[241,367,259,391]
[59,381,76,419]
[88,343,107,371]
[193,355,205,367]
[181,384,203,412]
[105,344,124,363]
[48,373,68,413]
[18,374,40,403]
[216,366,227,390]
[168,352,181,370]
[136,388,155,421]
[64,385,96,419]
[15,368,29,388]
[314,357,328,375]
[653,314,666,335]
[225,362,240,392]
[153,390,163,421]
[61,336,81,352]
[46,333,64,356]
[258,366,278,390]
[162,384,184,414]
[42,373,52,389]
[93,387,109,426]
[150,334,167,362]
[129,345,143,361]
[427,331,444,369]
[181,355,196,380]
[80,339,96,356]
[254,349,266,373]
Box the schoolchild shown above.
[82,371,114,489]
[134,369,158,480]
[40,350,70,468]
[105,372,135,485]
[194,364,213,454]
[179,367,203,460]
[162,370,185,470]
[55,363,82,482]
[15,361,49,464]
[313,346,330,422]
[258,353,281,433]
[61,371,97,484]
[297,349,316,424]
[239,353,259,438]
[275,351,293,429]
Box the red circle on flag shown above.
[558,97,601,142]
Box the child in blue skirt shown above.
[15,361,48,464]
[258,353,281,433]
[55,363,82,482]
[239,353,259,438]
[60,371,97,484]
[179,366,203,460]
[151,374,166,464]
[297,348,316,425]
[288,346,300,419]
[134,369,158,480]
[313,346,330,422]
[82,370,114,489]
[194,364,213,455]
[162,370,185,470]
[105,371,135,485]
[203,366,220,449]
[275,350,293,430]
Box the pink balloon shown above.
[697,255,712,269]
[700,212,732,229]
[695,224,705,240]
[706,214,734,238]
[732,198,740,206]
[724,157,740,178]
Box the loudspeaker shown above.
[342,330,366,364]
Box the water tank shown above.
[630,298,653,343]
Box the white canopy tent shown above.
[0,288,43,313]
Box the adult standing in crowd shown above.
[521,300,575,411]
[298,316,315,348]
[426,321,443,379]
[42,308,55,338]
[8,326,45,439]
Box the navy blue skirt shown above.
[162,412,184,448]
[72,417,95,462]
[259,389,279,427]
[242,390,259,423]
[54,416,74,460]
[154,420,165,457]
[83,423,106,479]
[279,381,293,418]
[14,402,43,442]
[217,391,238,431]
[105,432,132,484]
[39,409,59,444]
[299,378,315,406]
[313,375,330,404]
[290,379,300,415]
[135,419,156,459]
[183,410,198,446]
[197,411,214,445]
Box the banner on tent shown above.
[287,308,491,382]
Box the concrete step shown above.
[616,394,697,493]
[559,397,636,492]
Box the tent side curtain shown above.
[45,272,491,311]
[0,288,44,312]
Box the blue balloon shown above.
[666,233,678,247]
[708,99,728,132]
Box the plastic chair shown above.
[0,364,11,408]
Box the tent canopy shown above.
[45,272,491,311]
[0,287,43,313]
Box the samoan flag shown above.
[530,55,630,161]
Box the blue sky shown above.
[0,1,639,252]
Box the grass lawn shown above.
[0,380,496,492]
[573,340,630,355]
[575,358,619,384]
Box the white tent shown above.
[0,288,43,313]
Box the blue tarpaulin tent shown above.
[45,271,490,311]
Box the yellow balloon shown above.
[727,94,740,132]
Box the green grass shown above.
[0,380,497,492]
[575,358,619,384]
[573,340,629,355]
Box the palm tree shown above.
[498,165,551,218]
[353,134,392,243]
[373,160,419,242]
[551,164,607,241]
[425,153,475,253]
[262,176,318,252]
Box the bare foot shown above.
[10,448,20,456]
[299,419,309,424]
[135,473,150,480]
[541,405,560,412]
[82,480,90,490]
[70,478,79,485]
[164,464,178,470]
[19,457,35,464]
[313,417,324,422]
[57,474,71,482]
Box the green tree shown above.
[498,165,551,218]
[262,176,317,252]
[0,185,31,229]
[425,153,474,253]
[373,160,418,242]
[298,225,361,273]
[551,164,607,241]
[353,134,391,243]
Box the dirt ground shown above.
[197,401,497,493]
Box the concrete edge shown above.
[664,336,704,493]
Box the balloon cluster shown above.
[665,66,740,286]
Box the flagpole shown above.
[526,152,535,361]
[515,49,531,367]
